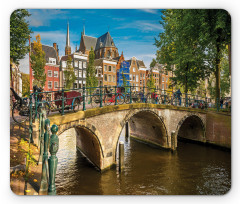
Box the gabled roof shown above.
[31,43,59,65]
[82,35,98,50]
[137,60,146,68]
[95,32,116,50]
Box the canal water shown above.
[55,128,231,195]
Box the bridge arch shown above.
[57,122,104,171]
[113,109,169,162]
[175,114,206,143]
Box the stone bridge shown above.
[32,103,231,171]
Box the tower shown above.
[65,21,71,55]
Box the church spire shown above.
[65,21,71,55]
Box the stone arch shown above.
[112,109,168,162]
[175,113,206,143]
[57,121,104,170]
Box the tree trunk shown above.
[215,43,221,109]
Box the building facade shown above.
[29,43,60,100]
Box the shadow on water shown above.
[55,128,231,195]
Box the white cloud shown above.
[116,20,163,32]
[29,9,69,27]
[141,9,159,14]
[19,55,29,74]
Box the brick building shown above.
[126,57,147,92]
[29,43,60,99]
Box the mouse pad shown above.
[10,9,231,195]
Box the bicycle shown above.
[91,87,125,108]
[11,86,50,124]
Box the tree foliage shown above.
[30,34,46,88]
[63,56,76,89]
[155,9,231,101]
[147,71,155,92]
[86,47,98,94]
[155,10,211,94]
[10,9,32,63]
[22,73,30,97]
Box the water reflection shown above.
[55,128,231,195]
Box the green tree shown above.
[10,9,32,87]
[155,9,231,105]
[63,56,76,89]
[199,10,231,103]
[30,34,46,88]
[22,73,30,97]
[207,48,230,98]
[147,71,155,93]
[155,10,211,95]
[86,47,98,94]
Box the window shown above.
[83,71,86,78]
[162,77,165,82]
[104,65,107,72]
[133,67,135,72]
[79,61,82,69]
[113,66,116,72]
[83,62,87,68]
[48,81,52,89]
[107,50,111,58]
[108,66,112,72]
[166,84,168,89]
[162,84,164,90]
[133,75,135,81]
[113,75,116,82]
[75,70,78,77]
[62,61,66,68]
[166,77,168,82]
[136,75,139,82]
[74,61,78,67]
[140,73,142,78]
[104,74,107,81]
[74,83,77,88]
[49,58,56,65]
[143,80,145,85]
[140,80,142,85]
[130,74,132,81]
[54,81,58,89]
[48,70,52,77]
[54,71,58,78]
[79,70,82,77]
[143,74,145,78]
[108,75,112,82]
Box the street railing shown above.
[28,85,228,121]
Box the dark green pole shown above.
[29,95,34,143]
[143,86,145,103]
[48,124,59,195]
[40,118,50,194]
[61,88,65,115]
[35,93,38,120]
[130,85,132,104]
[38,112,45,164]
[115,86,117,105]
[83,87,86,111]
[100,86,103,108]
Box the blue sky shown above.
[19,9,163,73]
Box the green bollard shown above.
[48,124,59,195]
[100,86,103,108]
[39,118,50,194]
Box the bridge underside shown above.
[75,126,103,170]
[177,115,205,142]
[128,111,168,149]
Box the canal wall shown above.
[205,112,231,149]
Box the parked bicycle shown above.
[11,86,50,124]
[91,87,125,108]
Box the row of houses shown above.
[29,23,170,98]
